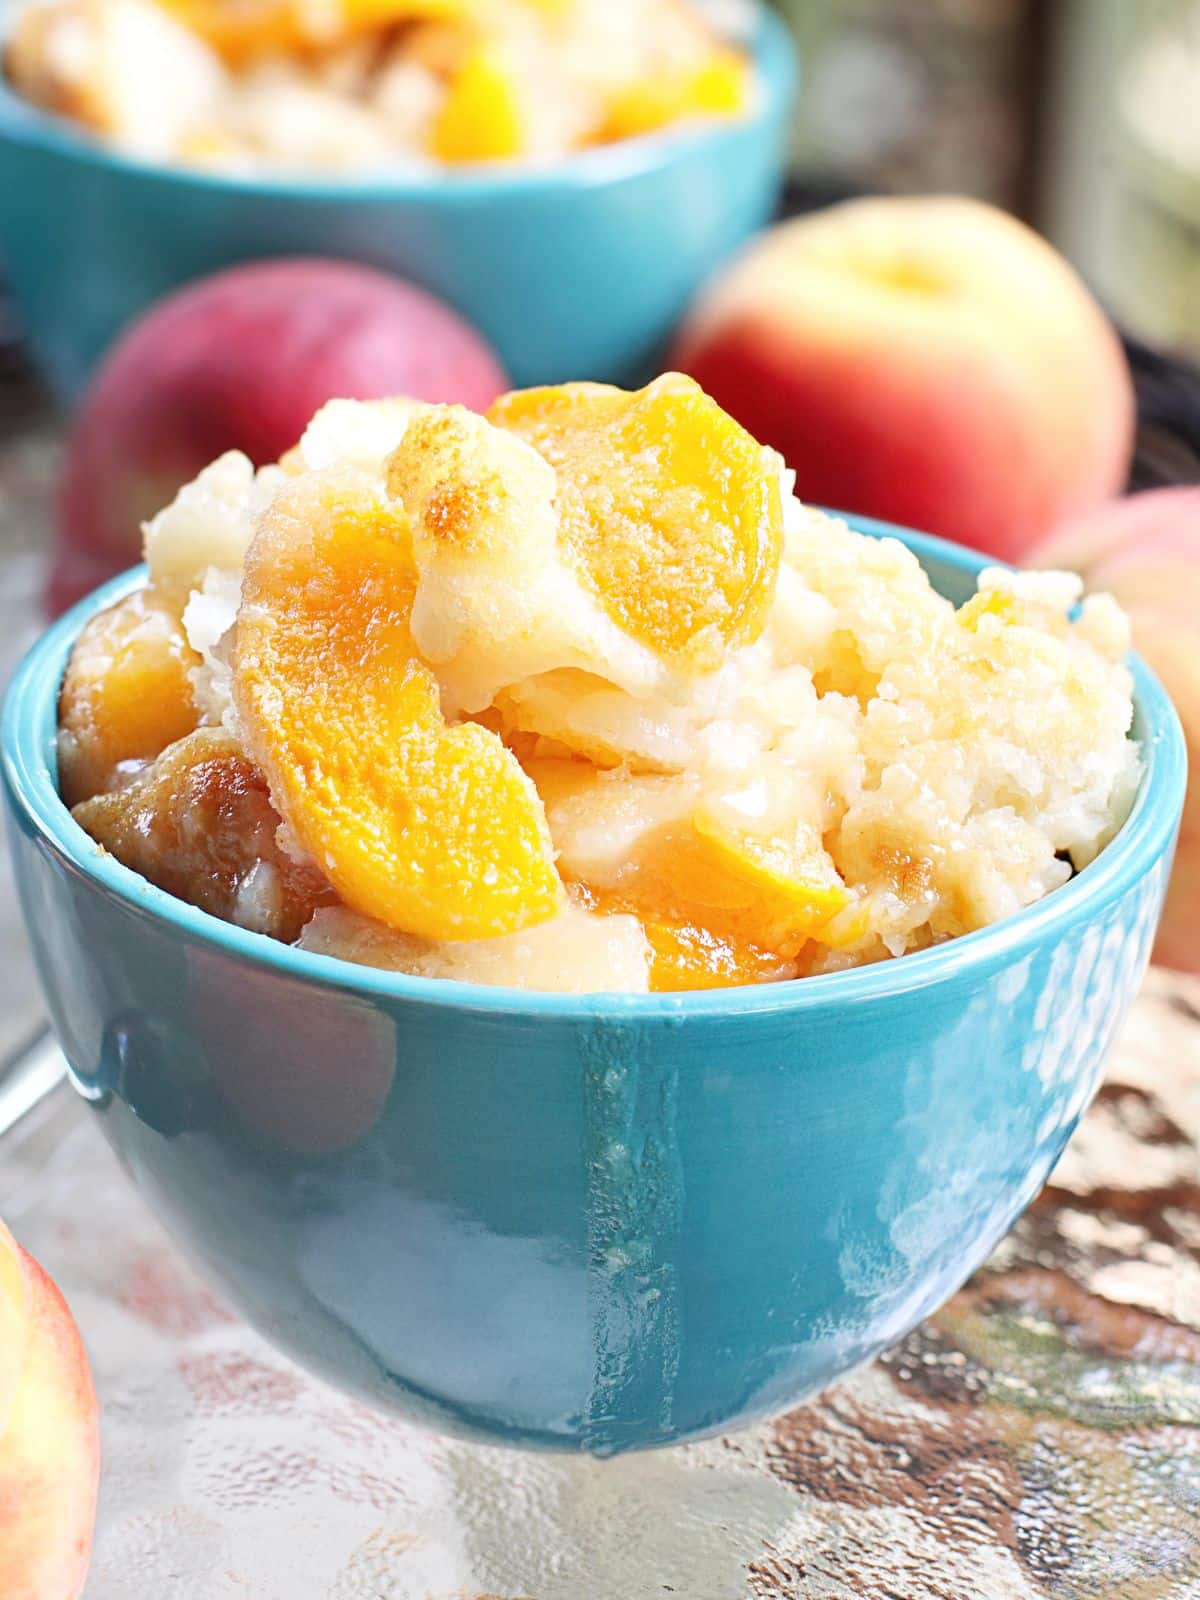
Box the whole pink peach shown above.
[49,258,507,614]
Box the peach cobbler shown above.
[4,0,754,172]
[59,376,1141,993]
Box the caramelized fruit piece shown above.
[404,18,472,75]
[497,669,696,773]
[640,916,794,992]
[234,470,561,941]
[431,47,524,162]
[957,588,1016,630]
[341,0,464,31]
[596,48,750,143]
[72,729,333,941]
[489,373,783,667]
[58,586,201,808]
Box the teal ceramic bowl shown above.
[2,518,1186,1455]
[0,9,794,402]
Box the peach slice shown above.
[72,728,335,942]
[529,758,851,957]
[431,47,525,163]
[572,885,793,992]
[489,373,784,669]
[234,469,561,941]
[58,585,201,808]
[0,1220,100,1600]
[155,0,464,61]
[596,47,750,143]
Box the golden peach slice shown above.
[0,1219,100,1600]
[529,757,851,956]
[431,47,524,163]
[646,806,853,955]
[234,469,562,941]
[58,585,201,808]
[489,373,784,668]
[497,669,698,773]
[155,0,464,61]
[596,48,750,143]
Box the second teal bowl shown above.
[0,9,795,401]
[1,519,1186,1454]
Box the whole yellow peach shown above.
[672,196,1135,564]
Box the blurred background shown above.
[0,0,1196,1054]
[2,0,1200,367]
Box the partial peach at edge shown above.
[0,1220,100,1600]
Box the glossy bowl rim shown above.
[3,513,1187,1019]
[0,6,794,201]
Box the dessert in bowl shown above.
[0,0,794,397]
[56,377,1148,989]
[2,378,1185,1453]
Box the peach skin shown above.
[672,196,1135,564]
[0,1219,100,1600]
[49,258,507,616]
[1030,488,1200,975]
